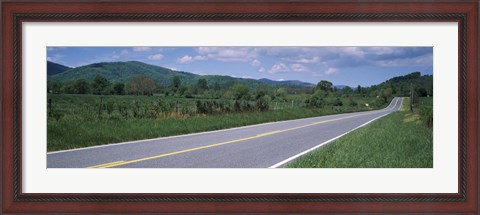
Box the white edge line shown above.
[268,98,403,168]
[47,97,400,155]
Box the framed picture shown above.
[2,0,478,213]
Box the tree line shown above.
[48,72,432,111]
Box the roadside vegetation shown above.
[47,94,385,151]
[285,97,433,168]
[47,61,433,152]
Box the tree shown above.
[342,86,353,95]
[305,94,324,108]
[255,86,268,100]
[231,84,250,100]
[428,84,433,96]
[357,85,362,94]
[113,83,125,95]
[255,95,270,112]
[91,75,110,95]
[73,78,90,94]
[196,78,208,94]
[416,87,428,97]
[212,82,221,91]
[129,75,156,96]
[332,98,343,106]
[316,80,333,92]
[172,76,181,92]
[61,81,75,94]
[312,89,327,98]
[51,82,63,94]
[382,87,393,102]
[275,88,287,101]
[178,86,187,96]
[349,98,358,107]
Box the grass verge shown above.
[49,107,374,152]
[48,94,391,152]
[284,98,433,168]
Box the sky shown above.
[47,47,433,87]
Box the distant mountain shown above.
[258,78,314,87]
[50,61,197,85]
[49,61,313,89]
[47,61,71,76]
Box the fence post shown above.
[291,100,294,108]
[48,99,52,117]
[98,97,103,118]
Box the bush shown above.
[374,98,385,107]
[419,106,433,129]
[305,96,324,108]
[255,96,270,112]
[348,98,358,107]
[332,98,343,106]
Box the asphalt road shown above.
[48,97,403,168]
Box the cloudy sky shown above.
[47,47,432,87]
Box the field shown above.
[285,97,433,168]
[47,94,388,151]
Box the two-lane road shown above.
[48,97,403,168]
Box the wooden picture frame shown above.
[2,0,478,213]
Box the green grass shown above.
[284,97,433,168]
[47,94,390,151]
[48,108,360,151]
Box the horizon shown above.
[47,47,433,87]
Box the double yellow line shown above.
[89,98,401,168]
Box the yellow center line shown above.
[88,160,126,168]
[88,99,399,168]
[256,130,284,137]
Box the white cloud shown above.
[133,47,152,52]
[369,47,399,55]
[341,47,365,58]
[298,57,320,64]
[197,47,258,62]
[290,64,309,72]
[175,55,206,64]
[147,54,164,60]
[269,63,289,74]
[176,55,194,64]
[47,47,67,52]
[47,54,64,62]
[324,67,339,75]
[376,54,432,67]
[193,55,207,60]
[112,49,129,59]
[258,67,266,73]
[250,59,261,67]
[312,67,339,77]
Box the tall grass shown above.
[47,94,390,151]
[285,97,433,168]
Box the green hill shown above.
[47,61,71,76]
[376,72,433,97]
[50,61,195,85]
[49,61,312,89]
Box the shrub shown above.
[255,96,270,112]
[419,106,433,129]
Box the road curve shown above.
[48,97,403,168]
